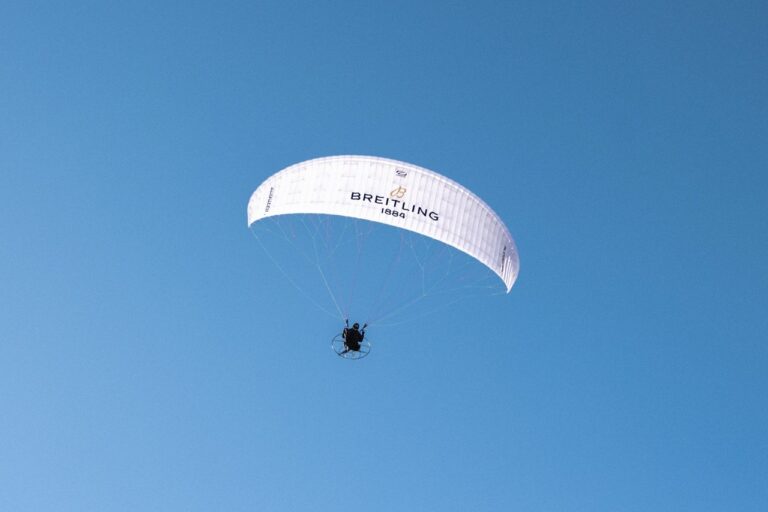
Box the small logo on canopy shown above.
[390,186,407,199]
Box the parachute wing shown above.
[247,155,519,292]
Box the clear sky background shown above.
[1,1,767,510]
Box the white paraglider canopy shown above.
[248,155,519,291]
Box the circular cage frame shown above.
[331,333,371,360]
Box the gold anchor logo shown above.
[390,186,407,199]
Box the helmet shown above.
[353,323,359,329]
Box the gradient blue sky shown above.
[1,1,767,510]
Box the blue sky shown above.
[1,1,767,510]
